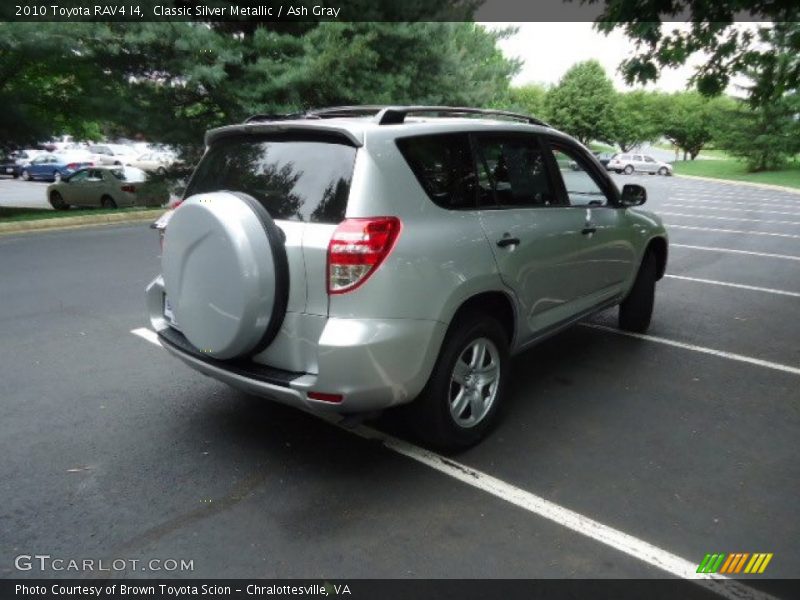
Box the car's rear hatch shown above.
[180,128,359,370]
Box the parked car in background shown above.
[594,152,613,168]
[568,151,613,171]
[20,153,92,182]
[126,152,179,174]
[0,152,24,177]
[607,153,673,176]
[47,166,169,209]
[89,144,139,166]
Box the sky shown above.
[481,22,713,93]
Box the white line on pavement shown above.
[665,274,800,298]
[662,203,800,217]
[672,196,800,210]
[667,224,800,239]
[581,323,800,376]
[670,244,800,262]
[131,327,161,345]
[659,211,800,226]
[130,326,781,600]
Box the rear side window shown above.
[185,135,357,224]
[474,135,557,207]
[396,133,477,209]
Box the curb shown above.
[675,174,800,196]
[0,209,164,235]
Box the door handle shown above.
[496,237,521,248]
[581,225,597,235]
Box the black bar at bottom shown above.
[2,579,798,600]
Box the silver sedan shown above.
[46,166,168,210]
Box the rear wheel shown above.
[619,251,657,333]
[22,170,31,181]
[101,195,117,209]
[410,312,509,449]
[623,165,634,175]
[49,191,68,210]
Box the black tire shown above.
[22,170,31,181]
[101,195,117,209]
[410,312,509,450]
[658,167,668,176]
[623,165,634,175]
[49,191,69,210]
[619,251,657,333]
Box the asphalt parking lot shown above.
[1,174,798,595]
[0,177,53,210]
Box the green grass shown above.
[672,159,800,189]
[0,206,160,223]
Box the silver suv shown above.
[146,106,668,448]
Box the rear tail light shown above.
[66,163,77,170]
[327,217,401,294]
[307,391,343,403]
[121,184,136,193]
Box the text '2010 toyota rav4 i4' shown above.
[146,106,668,449]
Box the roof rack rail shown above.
[244,106,550,127]
[244,112,312,123]
[374,106,549,127]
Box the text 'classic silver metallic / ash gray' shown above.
[146,106,668,448]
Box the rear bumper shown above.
[146,276,446,413]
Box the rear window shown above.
[396,133,477,209]
[110,166,147,182]
[185,135,357,224]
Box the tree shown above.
[0,21,520,154]
[608,90,663,152]
[502,83,549,120]
[544,60,616,145]
[587,4,800,106]
[660,92,734,160]
[714,94,800,171]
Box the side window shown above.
[69,170,89,183]
[474,136,556,207]
[548,143,610,207]
[396,133,477,209]
[644,156,656,163]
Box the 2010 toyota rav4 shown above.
[146,105,668,448]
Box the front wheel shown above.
[49,191,69,210]
[22,170,31,181]
[619,251,657,333]
[410,312,509,449]
[658,167,669,176]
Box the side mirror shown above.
[621,183,647,206]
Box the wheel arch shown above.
[446,290,516,348]
[646,236,668,280]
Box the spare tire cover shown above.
[162,191,288,360]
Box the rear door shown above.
[472,133,591,339]
[183,133,357,317]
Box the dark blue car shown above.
[21,154,92,182]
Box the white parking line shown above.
[671,196,800,210]
[659,211,800,226]
[667,224,800,239]
[663,203,800,217]
[671,244,800,262]
[665,274,800,298]
[132,327,161,345]
[130,326,780,600]
[582,323,800,376]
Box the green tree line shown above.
[0,20,519,156]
